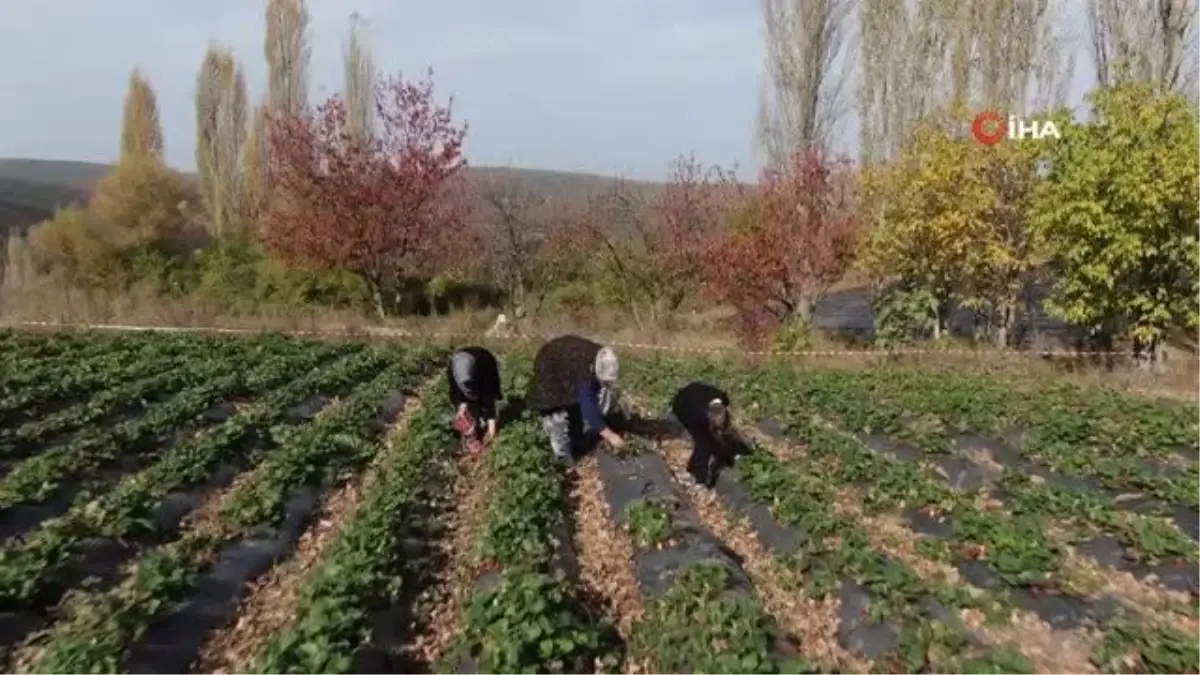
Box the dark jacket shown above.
[448,346,503,420]
[670,381,730,437]
[671,381,746,487]
[528,335,603,414]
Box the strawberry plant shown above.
[625,497,672,548]
[22,534,216,675]
[6,332,1195,674]
[447,357,617,673]
[0,329,97,367]
[449,569,612,674]
[2,336,268,456]
[0,339,328,510]
[250,381,455,673]
[219,348,445,527]
[0,331,145,391]
[624,353,1198,672]
[473,419,570,568]
[20,348,443,673]
[1093,617,1200,673]
[630,564,791,674]
[0,332,205,423]
[0,344,379,608]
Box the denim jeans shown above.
[540,386,621,461]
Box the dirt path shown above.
[194,389,431,673]
[569,454,646,671]
[404,445,488,667]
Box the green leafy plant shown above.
[625,497,672,548]
[447,569,613,674]
[631,564,784,674]
[873,286,940,348]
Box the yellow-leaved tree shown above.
[1031,84,1199,361]
[30,158,200,289]
[31,69,199,289]
[119,69,164,163]
[861,106,1047,345]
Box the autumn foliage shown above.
[703,150,859,347]
[10,29,1196,361]
[261,71,470,316]
[651,155,743,310]
[489,149,859,347]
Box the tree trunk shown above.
[1133,333,1167,374]
[995,297,1017,349]
[934,295,953,341]
[796,294,814,325]
[370,285,386,320]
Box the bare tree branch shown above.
[265,0,311,115]
[1088,0,1198,97]
[195,46,247,237]
[343,13,376,144]
[756,0,855,168]
[475,175,549,315]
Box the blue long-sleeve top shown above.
[577,377,607,433]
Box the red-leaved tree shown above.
[651,154,744,312]
[262,70,470,317]
[704,149,859,347]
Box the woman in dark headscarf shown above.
[527,334,625,463]
[670,381,751,487]
[448,346,503,453]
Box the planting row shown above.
[623,355,1199,673]
[0,331,156,389]
[0,344,394,613]
[759,366,1198,507]
[0,332,217,427]
[612,385,1010,672]
[444,357,615,674]
[440,352,806,673]
[9,347,444,673]
[593,435,802,674]
[0,329,101,367]
[0,337,357,534]
[246,380,458,673]
[2,336,284,461]
[631,356,1197,565]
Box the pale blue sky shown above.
[0,0,767,180]
[0,0,1107,181]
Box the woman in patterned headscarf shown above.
[527,334,625,464]
[448,346,503,454]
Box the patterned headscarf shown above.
[594,346,619,384]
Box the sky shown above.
[0,0,768,181]
[0,0,1104,182]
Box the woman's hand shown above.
[453,409,474,436]
[601,428,626,449]
[483,419,498,446]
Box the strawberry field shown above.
[0,328,1196,674]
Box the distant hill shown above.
[0,174,91,237]
[0,159,113,190]
[0,158,662,238]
